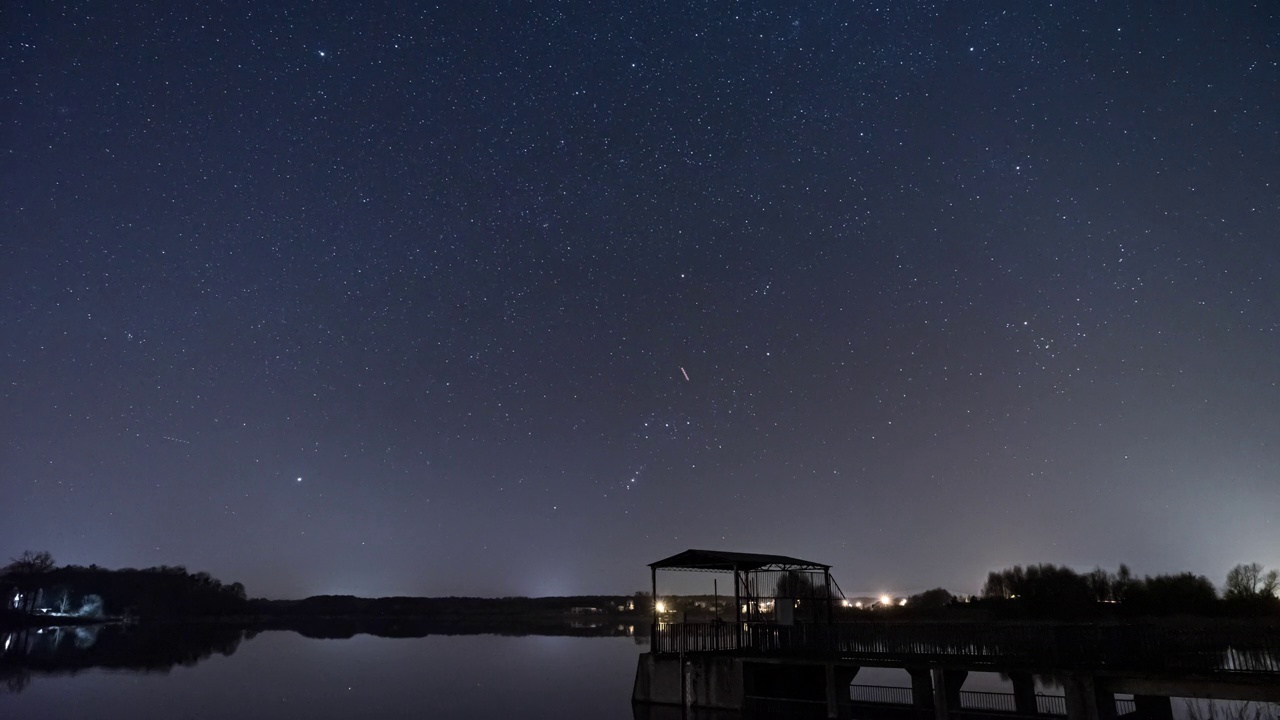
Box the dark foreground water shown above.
[2,627,644,719]
[4,625,1276,720]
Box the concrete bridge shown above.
[632,550,1280,720]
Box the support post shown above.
[931,669,967,720]
[907,668,934,719]
[1010,672,1038,716]
[650,566,657,650]
[733,565,741,647]
[931,669,950,720]
[1133,695,1173,720]
[1063,674,1116,720]
[826,663,839,719]
[824,568,834,623]
[821,663,859,719]
[839,666,861,719]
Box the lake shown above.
[2,626,645,719]
[3,624,1272,719]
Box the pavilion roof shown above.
[649,549,830,572]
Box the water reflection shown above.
[2,628,646,720]
[7,624,1275,720]
[1,620,643,696]
[1,622,244,693]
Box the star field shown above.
[2,2,1278,598]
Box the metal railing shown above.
[958,690,1025,713]
[849,684,915,705]
[849,685,1134,717]
[651,621,1280,676]
[651,621,743,653]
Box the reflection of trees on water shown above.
[1,618,649,693]
[0,623,245,693]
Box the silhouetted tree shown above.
[3,551,55,576]
[1115,564,1133,602]
[1225,563,1279,600]
[908,587,954,610]
[774,571,815,599]
[1124,573,1218,616]
[982,570,1010,599]
[1085,567,1116,603]
[2,551,56,613]
[981,564,1093,616]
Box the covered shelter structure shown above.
[649,549,836,630]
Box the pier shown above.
[632,550,1280,719]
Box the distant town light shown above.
[879,594,892,606]
[855,601,863,609]
[655,601,666,614]
[899,598,907,606]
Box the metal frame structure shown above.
[648,549,835,631]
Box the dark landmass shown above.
[5,554,1279,695]
[234,594,650,639]
[3,553,1277,637]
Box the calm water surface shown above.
[4,627,1272,720]
[4,630,644,719]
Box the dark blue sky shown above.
[3,1,1278,599]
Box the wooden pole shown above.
[651,566,658,650]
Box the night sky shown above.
[3,2,1278,600]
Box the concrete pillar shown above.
[907,668,935,718]
[824,664,859,719]
[825,663,838,719]
[1063,674,1116,720]
[931,669,968,720]
[1010,672,1038,716]
[1133,695,1174,720]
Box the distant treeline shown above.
[966,562,1280,618]
[2,552,248,621]
[248,594,645,619]
[1,551,649,626]
[7,549,1278,625]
